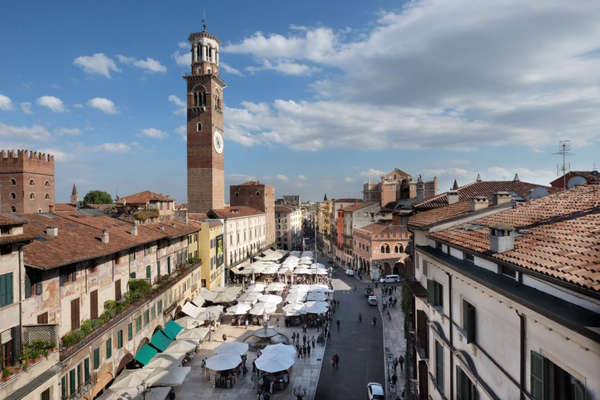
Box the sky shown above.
[1,0,599,204]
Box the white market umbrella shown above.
[245,284,266,292]
[145,352,187,369]
[282,303,307,316]
[177,327,209,341]
[147,366,191,387]
[96,388,138,400]
[285,292,306,304]
[249,303,277,315]
[214,342,249,356]
[238,291,261,303]
[294,267,310,274]
[174,316,205,330]
[262,344,296,357]
[111,369,153,389]
[163,339,197,354]
[303,301,329,314]
[182,302,202,318]
[306,292,327,301]
[200,288,218,302]
[226,303,251,315]
[265,282,286,292]
[255,354,295,373]
[311,269,328,275]
[287,285,310,293]
[205,354,242,371]
[263,264,280,274]
[134,387,171,400]
[257,294,283,304]
[310,263,326,269]
[196,305,224,321]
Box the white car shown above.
[367,382,385,400]
[345,269,355,276]
[379,274,401,283]
[368,296,378,306]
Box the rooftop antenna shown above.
[554,140,572,189]
[203,7,206,31]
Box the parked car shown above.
[345,269,354,276]
[367,382,385,400]
[379,274,401,283]
[368,296,378,306]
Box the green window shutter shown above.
[573,380,585,400]
[69,369,76,394]
[117,330,123,349]
[128,323,133,341]
[144,310,149,326]
[168,257,171,274]
[84,358,90,382]
[61,375,67,397]
[77,363,81,388]
[157,261,160,276]
[530,351,546,400]
[466,304,476,344]
[427,279,434,304]
[456,366,463,400]
[157,299,162,314]
[130,272,136,279]
[146,265,151,279]
[106,338,112,359]
[93,347,100,369]
[436,340,444,390]
[151,305,156,320]
[25,273,32,299]
[0,273,13,306]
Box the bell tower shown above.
[185,24,226,213]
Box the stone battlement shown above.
[0,149,54,163]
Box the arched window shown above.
[197,122,202,131]
[10,192,16,200]
[386,245,390,254]
[30,193,35,200]
[399,244,404,253]
[10,206,16,212]
[45,180,50,187]
[381,245,385,253]
[394,246,399,253]
[10,178,16,186]
[45,193,50,200]
[192,85,207,107]
[29,179,35,186]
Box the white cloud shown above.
[73,103,83,108]
[36,96,66,112]
[298,175,308,180]
[99,143,131,153]
[73,53,120,78]
[0,94,13,111]
[87,97,117,114]
[175,125,186,142]
[55,127,81,136]
[172,48,190,67]
[168,95,187,115]
[0,122,51,141]
[20,102,32,114]
[38,148,72,162]
[344,177,354,183]
[275,174,289,181]
[138,128,168,139]
[359,168,386,178]
[178,42,188,49]
[220,62,242,76]
[247,60,320,76]
[118,55,167,73]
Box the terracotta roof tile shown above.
[0,215,26,226]
[408,202,474,228]
[344,201,378,212]
[430,184,600,292]
[210,206,265,219]
[54,203,77,212]
[116,190,174,205]
[355,223,388,235]
[275,204,296,212]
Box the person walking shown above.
[373,317,377,327]
[307,344,311,357]
[245,319,249,330]
[399,355,404,370]
[311,336,316,348]
[334,354,339,369]
[303,345,307,357]
[336,320,340,329]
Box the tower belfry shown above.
[185,26,227,213]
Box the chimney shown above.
[101,230,109,243]
[159,225,165,231]
[49,204,55,213]
[354,199,358,207]
[489,225,515,253]
[471,196,488,211]
[492,191,512,206]
[447,190,459,205]
[46,226,58,237]
[131,225,138,236]
[171,223,176,228]
[513,173,520,182]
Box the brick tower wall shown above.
[230,183,275,246]
[0,150,55,213]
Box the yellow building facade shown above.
[198,220,224,290]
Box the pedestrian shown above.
[292,332,296,341]
[312,336,316,348]
[394,357,398,370]
[251,375,256,389]
[303,334,307,345]
[399,355,404,370]
[331,355,335,368]
[253,360,257,373]
[201,358,206,376]
[334,354,339,369]
[307,344,311,357]
[245,319,249,330]
[336,320,340,329]
[168,389,176,400]
[392,374,398,385]
[303,345,307,357]
[373,317,377,327]
[297,344,302,358]
[243,365,248,377]
[276,318,280,328]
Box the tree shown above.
[83,190,113,205]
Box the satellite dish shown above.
[530,187,549,200]
[567,176,587,189]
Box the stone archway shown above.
[152,325,163,335]
[382,262,392,275]
[394,262,406,276]
[116,353,134,374]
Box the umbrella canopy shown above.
[306,292,327,302]
[176,327,209,341]
[255,354,295,373]
[135,387,171,400]
[282,303,307,316]
[303,301,329,314]
[200,288,218,302]
[174,316,205,330]
[265,282,286,292]
[146,366,191,387]
[163,339,197,354]
[310,269,329,275]
[135,344,158,366]
[310,263,326,269]
[257,294,283,304]
[262,264,280,274]
[249,303,277,315]
[287,285,310,293]
[214,342,249,356]
[245,284,266,292]
[226,303,251,315]
[95,388,138,400]
[238,291,261,303]
[144,352,187,369]
[214,292,238,304]
[285,292,306,304]
[150,331,173,352]
[111,368,153,389]
[294,267,310,274]
[182,302,202,318]
[309,284,333,292]
[261,344,296,357]
[205,354,242,371]
[196,305,224,321]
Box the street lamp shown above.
[137,380,151,400]
[293,385,307,400]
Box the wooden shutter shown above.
[84,358,90,382]
[69,369,76,394]
[1,272,13,306]
[71,298,80,331]
[115,280,121,301]
[530,351,546,400]
[90,290,98,320]
[157,261,161,277]
[146,265,151,279]
[25,273,32,298]
[37,312,48,324]
[436,341,444,388]
[61,375,67,398]
[466,304,476,344]
[93,347,100,369]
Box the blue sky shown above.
[1,1,599,204]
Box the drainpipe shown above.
[447,272,454,400]
[517,310,525,400]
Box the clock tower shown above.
[185,25,226,213]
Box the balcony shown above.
[61,373,96,400]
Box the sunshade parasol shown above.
[255,354,295,373]
[205,354,242,371]
[214,341,249,356]
[146,366,191,387]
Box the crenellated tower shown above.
[0,149,55,213]
[185,24,227,214]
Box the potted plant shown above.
[50,341,57,352]
[2,368,11,382]
[22,363,27,372]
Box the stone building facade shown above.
[229,181,275,247]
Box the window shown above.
[0,273,14,307]
[30,193,35,200]
[157,299,163,314]
[10,178,16,186]
[93,347,100,369]
[45,193,50,200]
[435,340,444,391]
[30,179,35,186]
[45,180,50,187]
[462,300,476,343]
[136,316,142,333]
[128,323,133,341]
[84,358,90,382]
[41,388,50,400]
[10,206,15,212]
[531,351,585,400]
[436,241,443,250]
[69,368,76,395]
[117,330,123,349]
[10,192,16,200]
[143,310,149,326]
[151,305,156,320]
[106,338,112,359]
[427,279,443,308]
[456,366,477,400]
[501,266,516,279]
[465,253,474,263]
[197,122,202,131]
[146,265,151,279]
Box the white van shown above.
[379,274,400,283]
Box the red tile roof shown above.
[414,180,560,210]
[430,184,600,292]
[409,202,479,228]
[275,204,296,213]
[355,223,388,235]
[210,206,265,219]
[0,215,25,226]
[344,201,378,212]
[116,190,174,205]
[54,203,77,212]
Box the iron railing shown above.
[61,373,96,400]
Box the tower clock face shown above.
[213,130,224,154]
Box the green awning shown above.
[163,320,183,339]
[135,344,158,366]
[150,331,173,352]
